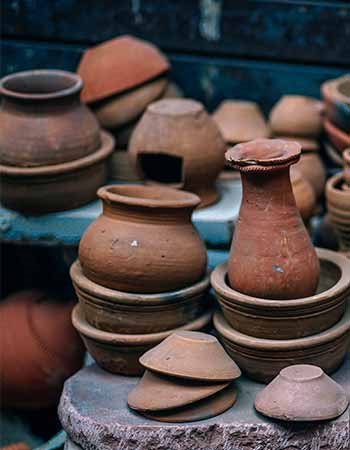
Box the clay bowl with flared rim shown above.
[323,118,350,152]
[322,75,350,132]
[213,303,350,383]
[211,248,350,340]
[255,364,348,421]
[72,305,212,376]
[139,384,237,423]
[0,131,114,214]
[127,370,229,412]
[140,330,241,382]
[70,260,211,334]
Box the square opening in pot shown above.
[138,153,184,186]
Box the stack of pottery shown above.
[322,75,350,166]
[127,331,241,422]
[71,184,213,375]
[128,98,226,208]
[212,139,350,383]
[0,70,114,213]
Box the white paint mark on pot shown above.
[272,264,284,273]
[131,0,143,24]
[131,240,139,247]
[199,0,222,42]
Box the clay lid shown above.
[225,138,301,172]
[255,364,349,421]
[78,35,170,103]
[139,331,241,381]
[273,136,319,152]
[147,98,203,117]
[127,370,229,412]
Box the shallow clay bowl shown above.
[140,331,241,381]
[255,364,348,421]
[212,248,350,339]
[70,260,211,333]
[140,384,237,423]
[213,301,350,383]
[72,305,212,376]
[324,118,350,152]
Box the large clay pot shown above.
[225,139,319,300]
[290,168,316,222]
[0,70,100,167]
[128,99,226,208]
[293,152,326,199]
[79,184,207,293]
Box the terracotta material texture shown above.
[269,95,323,137]
[109,149,141,182]
[324,118,350,152]
[70,259,211,333]
[140,331,241,381]
[79,184,207,293]
[294,152,326,199]
[225,139,319,300]
[128,99,226,208]
[161,82,184,100]
[322,75,350,132]
[212,100,270,144]
[211,248,350,340]
[0,130,114,214]
[214,302,350,383]
[72,304,212,376]
[78,35,170,104]
[344,149,350,185]
[0,70,100,167]
[290,168,316,221]
[273,136,319,152]
[255,365,348,421]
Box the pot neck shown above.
[1,91,81,113]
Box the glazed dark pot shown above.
[0,70,101,167]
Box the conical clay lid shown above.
[139,331,241,381]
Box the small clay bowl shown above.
[72,305,212,376]
[70,260,211,334]
[323,118,350,152]
[140,330,241,382]
[322,75,350,132]
[211,248,350,340]
[213,303,350,383]
[255,364,348,421]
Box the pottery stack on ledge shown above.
[71,184,213,375]
[212,139,350,383]
[0,70,114,214]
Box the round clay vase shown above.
[290,168,316,222]
[79,184,207,293]
[225,139,319,300]
[293,152,326,199]
[128,99,226,208]
[0,70,101,167]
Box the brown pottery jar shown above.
[225,139,319,300]
[79,184,207,293]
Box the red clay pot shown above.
[225,139,319,300]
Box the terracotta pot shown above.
[161,82,184,99]
[273,136,319,152]
[78,35,170,104]
[0,70,100,167]
[344,148,350,186]
[269,96,324,138]
[70,260,211,333]
[211,248,350,339]
[72,304,212,375]
[225,139,319,300]
[324,141,343,167]
[79,184,207,293]
[0,131,114,214]
[290,168,316,221]
[128,99,226,208]
[324,118,350,152]
[213,303,350,383]
[322,75,350,132]
[293,152,326,198]
[109,149,141,182]
[111,120,137,149]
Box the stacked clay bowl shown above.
[0,70,114,214]
[71,184,213,375]
[127,331,241,422]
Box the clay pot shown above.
[322,75,350,132]
[140,331,241,381]
[211,248,350,339]
[0,70,100,167]
[70,260,211,333]
[72,304,212,375]
[269,96,323,138]
[324,141,343,167]
[344,148,350,186]
[79,184,207,293]
[109,149,141,182]
[225,139,319,300]
[0,131,114,214]
[78,35,170,104]
[255,364,348,421]
[273,136,319,152]
[290,168,316,221]
[161,82,184,99]
[213,303,350,383]
[0,290,84,410]
[324,118,350,152]
[128,99,226,208]
[293,152,326,199]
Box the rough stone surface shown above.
[59,358,350,450]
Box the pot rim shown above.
[70,260,210,306]
[211,248,350,309]
[0,130,114,177]
[323,118,350,146]
[97,184,201,209]
[147,98,204,117]
[0,69,83,100]
[326,172,350,203]
[322,75,350,106]
[72,304,212,345]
